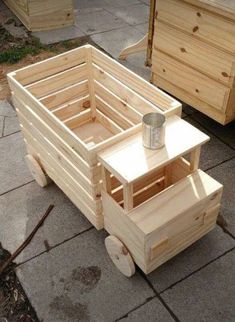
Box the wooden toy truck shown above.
[7,45,223,276]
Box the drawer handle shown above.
[150,237,168,260]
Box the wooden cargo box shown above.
[8,45,181,230]
[2,0,74,31]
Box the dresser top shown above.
[183,0,235,20]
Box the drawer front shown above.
[153,21,235,87]
[152,50,230,111]
[156,0,235,54]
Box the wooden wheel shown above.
[25,154,49,187]
[105,236,135,277]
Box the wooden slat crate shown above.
[2,0,74,31]
[151,0,235,125]
[8,45,181,230]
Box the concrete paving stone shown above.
[3,115,20,136]
[17,229,154,322]
[147,225,235,293]
[134,22,149,33]
[0,116,4,137]
[73,0,104,9]
[0,99,16,117]
[207,158,235,236]
[104,0,141,7]
[139,0,150,5]
[119,297,175,322]
[105,4,149,26]
[191,111,235,150]
[121,52,151,80]
[75,8,128,35]
[0,132,32,195]
[33,26,84,45]
[161,249,235,322]
[92,25,145,58]
[182,104,197,116]
[0,181,91,263]
[185,116,235,170]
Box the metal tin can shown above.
[142,113,166,149]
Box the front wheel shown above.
[105,235,135,277]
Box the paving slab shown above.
[118,297,175,322]
[191,111,235,150]
[73,0,105,9]
[104,0,141,7]
[207,158,235,236]
[185,116,235,170]
[75,8,128,35]
[0,116,4,137]
[161,249,235,322]
[0,132,32,195]
[106,4,149,26]
[147,226,235,293]
[3,114,20,136]
[92,25,145,58]
[121,52,151,80]
[0,99,16,117]
[33,26,85,45]
[17,229,154,322]
[0,181,91,263]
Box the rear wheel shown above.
[25,154,49,187]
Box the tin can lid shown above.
[142,113,165,128]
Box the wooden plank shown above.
[93,63,164,116]
[21,124,102,214]
[171,157,191,183]
[85,45,97,118]
[18,109,101,199]
[25,142,103,230]
[98,115,209,184]
[40,80,89,110]
[26,63,88,98]
[28,0,73,15]
[152,73,228,125]
[154,21,235,87]
[52,96,90,121]
[91,46,182,115]
[156,0,235,54]
[2,0,30,29]
[10,47,86,85]
[152,50,230,111]
[12,94,101,183]
[101,167,112,194]
[96,96,134,130]
[96,110,123,135]
[129,169,223,234]
[64,109,91,130]
[95,81,142,124]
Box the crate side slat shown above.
[24,139,103,230]
[21,123,102,214]
[96,96,134,130]
[93,64,163,115]
[94,81,142,124]
[17,107,101,198]
[40,80,89,110]
[12,94,101,183]
[11,47,86,86]
[91,46,181,114]
[26,63,88,98]
[53,95,90,121]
